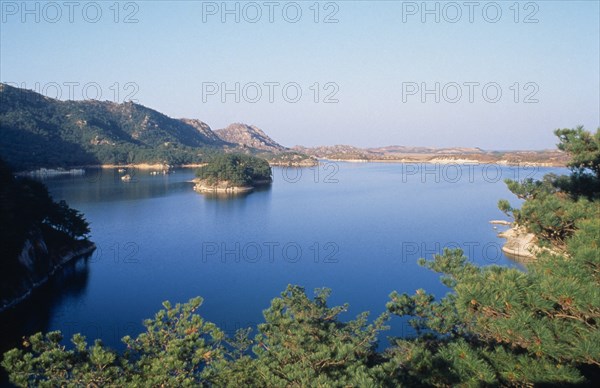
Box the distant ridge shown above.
[292,144,568,166]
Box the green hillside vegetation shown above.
[195,154,272,187]
[0,84,314,170]
[0,158,91,305]
[3,127,599,386]
[0,84,225,169]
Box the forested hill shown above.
[0,83,233,169]
[0,83,314,170]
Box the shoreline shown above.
[320,158,566,167]
[0,242,96,314]
[17,157,566,175]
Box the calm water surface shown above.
[1,163,568,356]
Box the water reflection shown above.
[43,168,193,203]
[0,254,92,363]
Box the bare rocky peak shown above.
[215,123,287,152]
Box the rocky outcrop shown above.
[498,226,537,261]
[192,177,273,194]
[193,179,254,194]
[498,225,567,262]
[0,229,95,313]
[179,119,224,144]
[216,124,287,152]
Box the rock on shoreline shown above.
[192,178,270,194]
[497,225,537,261]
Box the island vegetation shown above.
[194,153,272,193]
[2,127,599,386]
[0,158,93,312]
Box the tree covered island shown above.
[193,154,272,194]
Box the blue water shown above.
[1,162,568,353]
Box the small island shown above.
[193,153,272,194]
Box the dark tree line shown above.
[0,158,90,302]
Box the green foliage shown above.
[385,243,598,385]
[2,298,226,387]
[500,127,599,247]
[46,200,91,239]
[0,159,90,302]
[3,286,389,387]
[121,297,225,386]
[196,153,272,187]
[555,126,600,179]
[249,286,388,387]
[0,83,223,170]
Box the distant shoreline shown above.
[318,158,566,167]
[16,158,567,175]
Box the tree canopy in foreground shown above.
[3,127,599,386]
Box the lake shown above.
[0,162,567,357]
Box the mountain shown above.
[215,123,287,152]
[0,84,314,169]
[0,83,566,170]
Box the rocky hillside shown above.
[216,123,287,152]
[0,84,313,169]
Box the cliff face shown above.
[0,227,95,313]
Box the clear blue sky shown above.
[1,0,598,149]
